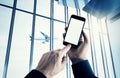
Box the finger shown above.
[54,49,61,52]
[62,56,67,65]
[59,44,71,58]
[60,56,67,70]
[37,52,50,68]
[80,31,83,39]
[82,30,89,43]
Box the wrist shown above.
[36,68,52,78]
[71,58,87,65]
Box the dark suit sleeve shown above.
[72,60,97,78]
[25,70,46,78]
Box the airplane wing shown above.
[40,31,49,38]
[34,38,46,40]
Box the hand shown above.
[36,45,71,78]
[64,28,89,64]
[68,31,89,64]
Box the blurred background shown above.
[0,0,120,78]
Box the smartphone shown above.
[63,15,86,48]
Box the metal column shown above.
[64,5,71,78]
[50,0,54,51]
[87,14,99,77]
[2,0,17,78]
[74,0,80,16]
[29,0,37,71]
[105,18,116,78]
[98,19,110,78]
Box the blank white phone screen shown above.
[64,18,84,45]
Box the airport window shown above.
[0,0,118,78]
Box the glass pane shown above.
[84,29,93,68]
[0,0,14,6]
[81,9,89,28]
[68,7,76,19]
[54,1,64,21]
[0,6,12,78]
[101,18,107,34]
[36,0,50,16]
[91,16,101,33]
[32,16,50,69]
[107,19,120,78]
[103,34,114,78]
[93,32,105,78]
[53,21,70,78]
[54,21,65,49]
[7,11,32,78]
[17,0,34,12]
[91,16,106,77]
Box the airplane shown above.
[30,31,57,44]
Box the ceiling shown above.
[57,0,120,19]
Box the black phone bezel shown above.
[63,15,86,48]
